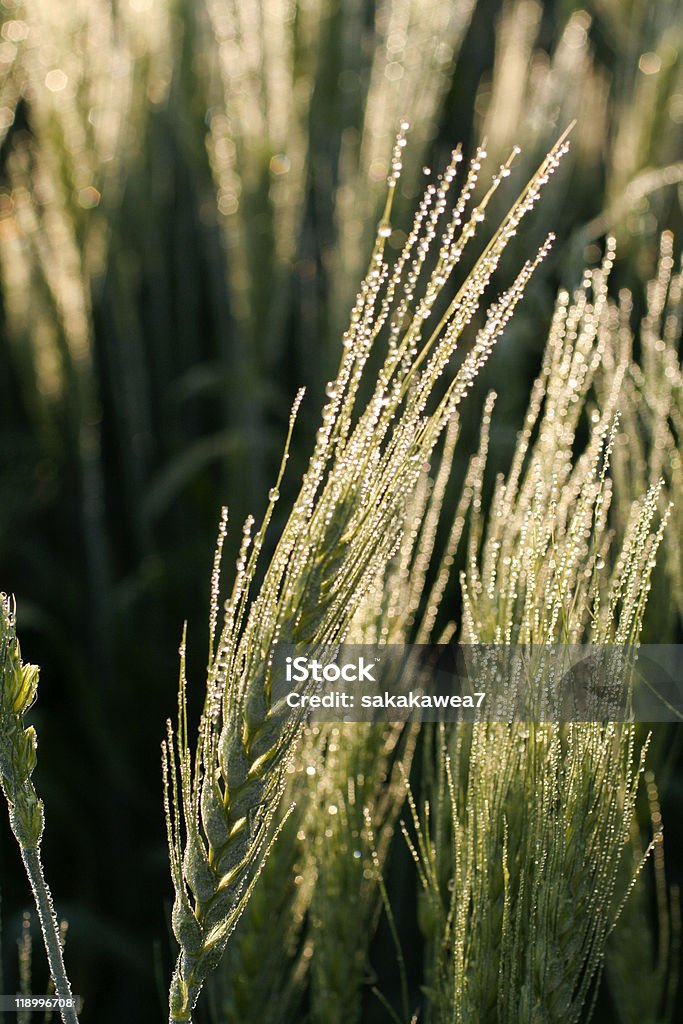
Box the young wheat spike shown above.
[0,595,79,1024]
[206,421,461,1022]
[412,719,651,1024]
[596,231,683,632]
[410,240,672,1023]
[164,128,569,1021]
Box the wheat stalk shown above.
[163,129,569,1021]
[204,415,462,1020]
[410,719,651,1024]
[0,595,78,1024]
[406,237,672,1023]
[595,231,683,630]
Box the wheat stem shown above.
[20,848,79,1024]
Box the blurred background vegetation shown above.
[0,0,681,1019]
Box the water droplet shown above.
[268,488,280,502]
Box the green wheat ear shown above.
[163,127,570,1022]
[0,594,43,850]
[0,595,79,1024]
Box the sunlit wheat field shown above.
[0,1,681,1022]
